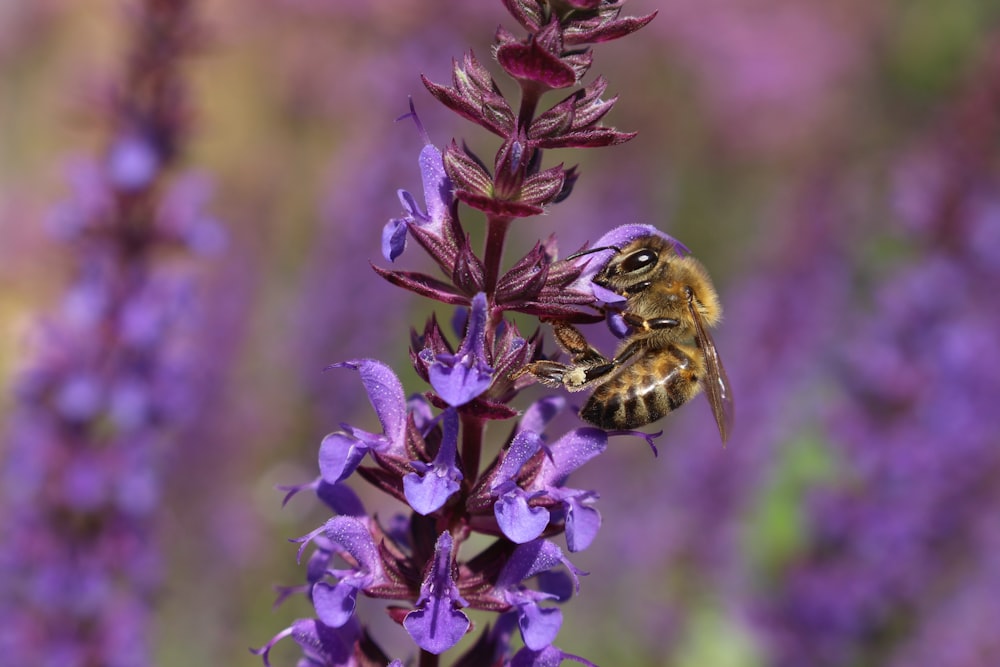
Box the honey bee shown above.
[515,234,734,443]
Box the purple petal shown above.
[517,602,563,651]
[539,428,608,487]
[403,469,461,515]
[315,481,366,517]
[305,545,334,584]
[492,430,544,490]
[536,570,574,603]
[407,394,436,431]
[318,432,368,484]
[398,188,427,220]
[292,618,359,666]
[427,293,494,406]
[592,282,626,304]
[328,360,407,446]
[496,488,551,543]
[497,539,568,588]
[428,356,493,406]
[419,143,452,233]
[605,310,630,338]
[256,620,357,667]
[515,396,566,436]
[457,292,488,358]
[107,134,159,191]
[403,409,462,515]
[591,223,689,257]
[511,646,598,667]
[403,598,470,655]
[382,217,409,262]
[564,499,601,552]
[322,516,383,578]
[403,532,470,654]
[511,646,561,667]
[312,581,359,628]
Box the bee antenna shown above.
[565,245,622,261]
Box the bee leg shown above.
[549,321,606,364]
[515,358,617,392]
[513,322,640,392]
[510,360,578,389]
[513,322,612,391]
[622,312,681,331]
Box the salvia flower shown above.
[382,101,454,264]
[307,517,395,629]
[403,408,463,515]
[261,2,697,665]
[318,359,410,484]
[423,292,495,407]
[403,531,471,654]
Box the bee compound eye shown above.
[621,249,658,273]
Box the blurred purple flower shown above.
[757,46,1000,667]
[0,3,223,666]
[653,0,876,154]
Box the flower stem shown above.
[419,649,440,667]
[518,82,543,129]
[460,413,485,488]
[483,215,512,295]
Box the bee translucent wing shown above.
[688,297,734,444]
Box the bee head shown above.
[595,242,664,287]
[619,246,660,274]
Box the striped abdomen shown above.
[580,346,704,429]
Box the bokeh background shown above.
[3,0,1000,665]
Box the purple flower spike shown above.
[425,292,494,406]
[319,360,408,481]
[403,408,463,515]
[492,430,551,543]
[382,100,452,262]
[311,517,385,628]
[404,531,471,654]
[261,4,676,664]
